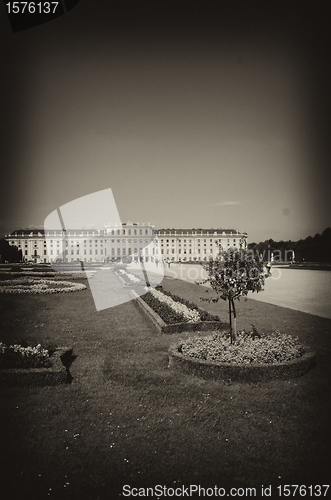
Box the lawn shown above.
[0,270,330,499]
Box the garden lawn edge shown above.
[131,289,225,334]
[0,348,68,387]
[168,342,317,382]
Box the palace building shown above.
[4,224,247,264]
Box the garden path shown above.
[87,268,134,311]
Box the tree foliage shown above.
[248,227,331,263]
[0,239,22,263]
[198,247,270,342]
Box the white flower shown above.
[148,288,201,322]
[0,278,86,294]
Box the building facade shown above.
[156,228,247,262]
[4,224,247,264]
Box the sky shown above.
[1,0,330,244]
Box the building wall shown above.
[156,228,247,262]
[5,225,247,264]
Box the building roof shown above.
[6,227,247,238]
[155,228,245,236]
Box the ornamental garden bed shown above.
[168,331,317,382]
[0,277,87,294]
[131,286,227,334]
[0,344,69,387]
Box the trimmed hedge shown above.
[0,348,68,387]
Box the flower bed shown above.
[132,288,226,334]
[0,271,88,279]
[118,269,143,285]
[168,331,316,382]
[141,287,220,324]
[0,278,87,294]
[0,341,53,369]
[0,345,68,386]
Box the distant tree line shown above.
[248,227,331,263]
[0,239,22,263]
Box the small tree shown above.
[197,247,270,343]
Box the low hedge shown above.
[0,348,69,387]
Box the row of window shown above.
[160,238,239,243]
[161,249,213,255]
[48,248,156,256]
[108,229,151,236]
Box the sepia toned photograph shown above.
[0,1,330,498]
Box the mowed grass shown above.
[0,271,331,499]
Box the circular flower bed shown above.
[169,331,316,382]
[0,278,86,294]
[181,330,306,364]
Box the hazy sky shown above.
[1,1,330,243]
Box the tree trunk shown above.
[141,259,150,287]
[231,297,237,341]
[228,297,233,344]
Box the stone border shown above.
[131,289,225,334]
[168,342,317,382]
[0,348,68,387]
